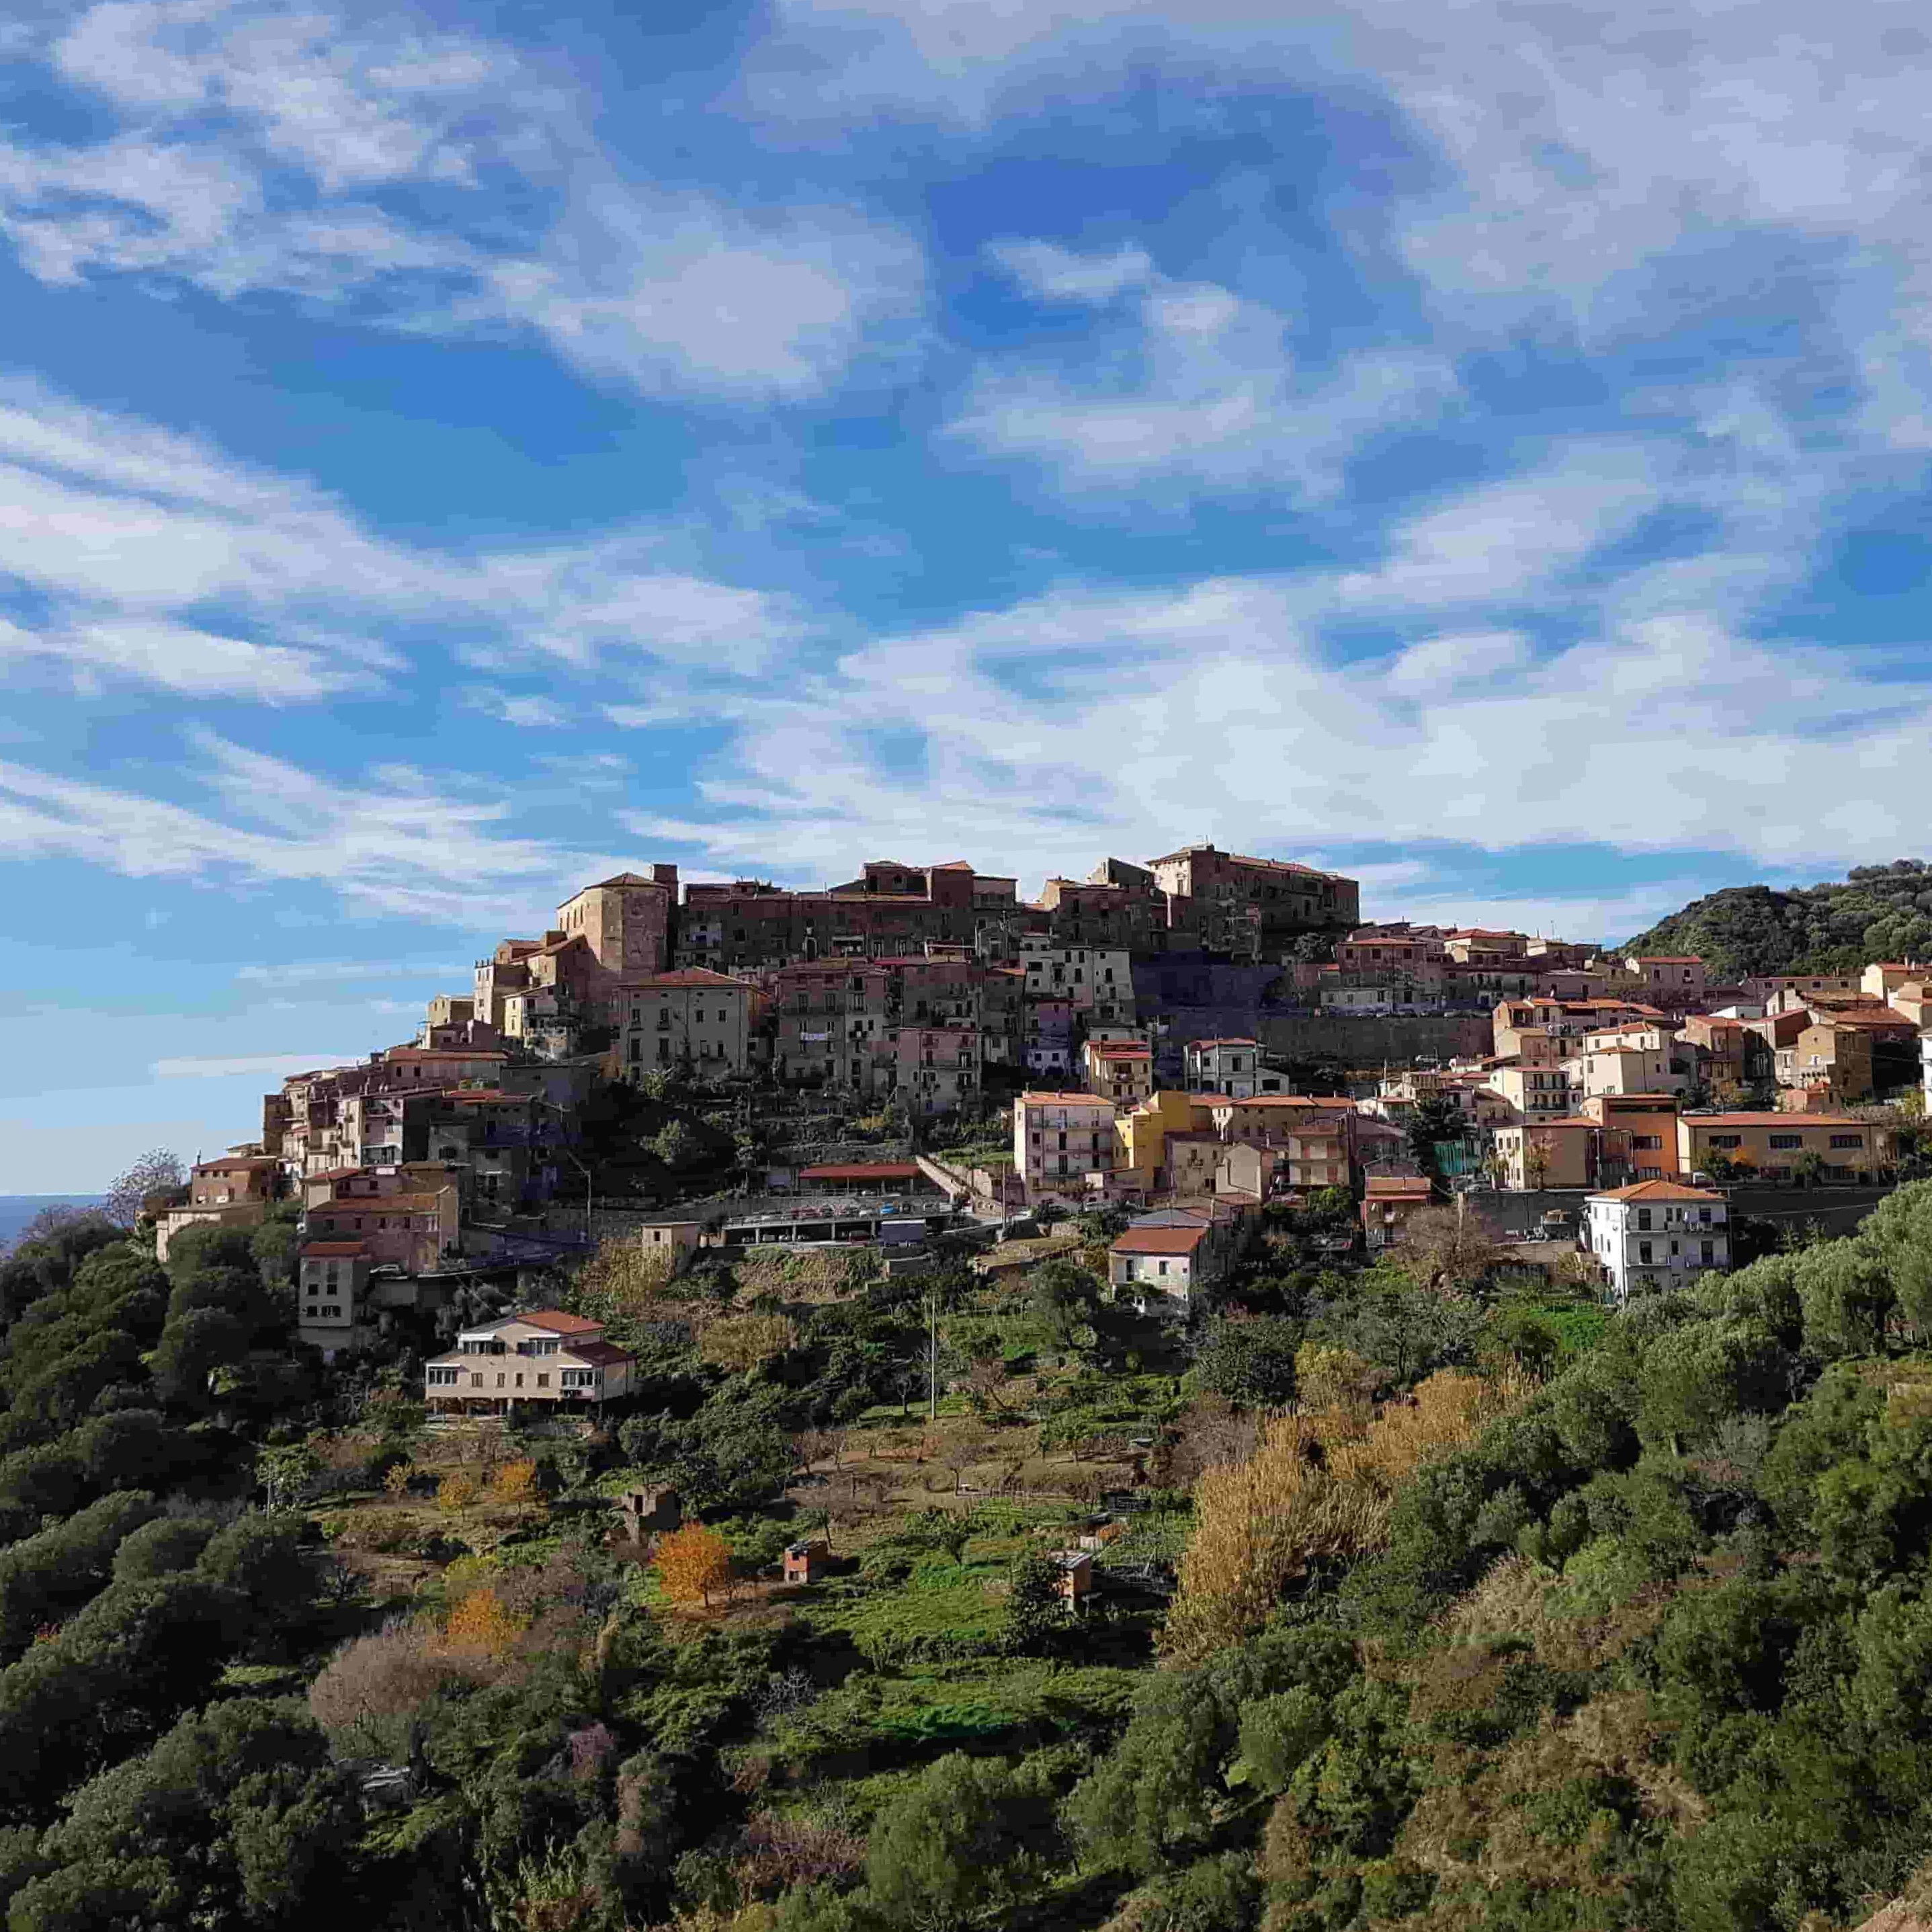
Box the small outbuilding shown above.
[782,1538,831,1584]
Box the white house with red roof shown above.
[424,1307,635,1413]
[1585,1179,1728,1300]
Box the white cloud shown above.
[986,239,1153,304]
[153,1050,364,1079]
[0,372,802,700]
[954,241,1455,498]
[0,0,924,401]
[234,959,458,986]
[467,689,569,729]
[0,732,636,926]
[0,614,372,701]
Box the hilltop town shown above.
[149,840,1931,1374]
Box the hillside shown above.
[1620,859,1932,981]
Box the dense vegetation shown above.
[11,1152,1932,1927]
[1620,858,1932,980]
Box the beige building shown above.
[156,1152,281,1260]
[617,968,755,1081]
[1206,1097,1353,1188]
[297,1241,371,1357]
[1362,1174,1434,1251]
[1014,1091,1118,1193]
[1490,1064,1575,1119]
[424,1308,635,1414]
[1678,1111,1889,1183]
[1083,1039,1153,1107]
[1626,954,1706,998]
[1491,1118,1601,1191]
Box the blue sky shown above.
[3,0,1932,1189]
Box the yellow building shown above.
[1114,1090,1224,1192]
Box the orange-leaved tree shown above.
[439,1585,529,1659]
[488,1458,542,1505]
[656,1523,734,1607]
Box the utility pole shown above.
[926,1286,939,1423]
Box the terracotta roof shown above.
[1811,1008,1916,1030]
[560,1339,634,1367]
[311,1193,446,1213]
[577,872,675,890]
[300,1241,369,1257]
[798,1162,925,1181]
[1089,1044,1151,1058]
[1592,1179,1725,1202]
[620,968,751,989]
[1684,1111,1874,1127]
[1364,1176,1433,1198]
[1111,1226,1208,1255]
[1019,1091,1114,1105]
[384,1047,509,1062]
[1213,1094,1351,1108]
[195,1154,279,1171]
[1188,1038,1260,1049]
[519,1308,603,1335]
[1628,955,1704,964]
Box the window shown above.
[1830,1133,1865,1149]
[537,1373,550,1388]
[1769,1134,1802,1150]
[470,1372,483,1388]
[561,1368,595,1389]
[1708,1134,1742,1150]
[1636,1208,1652,1230]
[496,1373,505,1388]
[1702,1241,1715,1264]
[428,1367,458,1386]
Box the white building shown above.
[1922,1030,1932,1109]
[1013,1090,1118,1194]
[1183,1038,1286,1099]
[1584,1180,1728,1300]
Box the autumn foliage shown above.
[1161,1368,1531,1663]
[487,1458,542,1505]
[437,1471,479,1513]
[655,1523,734,1607]
[439,1585,530,1658]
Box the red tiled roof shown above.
[1685,1111,1875,1127]
[312,1192,446,1212]
[1364,1177,1433,1198]
[1593,1180,1724,1202]
[620,968,751,989]
[798,1163,925,1181]
[519,1308,603,1335]
[1628,955,1704,964]
[1019,1091,1114,1105]
[561,1339,634,1367]
[384,1047,509,1062]
[1111,1226,1208,1255]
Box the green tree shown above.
[1003,1552,1066,1654]
[1193,1317,1299,1407]
[866,1752,1057,1927]
[1404,1096,1465,1177]
[10,1697,360,1929]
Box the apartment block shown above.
[1585,1181,1729,1299]
[1013,1091,1118,1193]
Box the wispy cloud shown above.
[0,373,806,702]
[0,0,925,401]
[954,241,1456,499]
[153,1051,366,1079]
[0,732,630,925]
